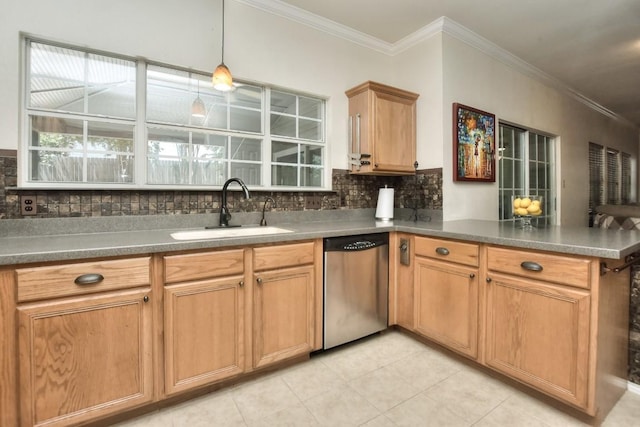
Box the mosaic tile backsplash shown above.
[0,152,442,219]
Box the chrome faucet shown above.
[218,178,250,227]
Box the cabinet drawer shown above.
[16,257,150,302]
[253,242,315,271]
[487,246,591,289]
[164,249,244,284]
[414,237,479,267]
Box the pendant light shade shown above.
[191,96,206,117]
[191,78,206,118]
[212,63,233,91]
[213,0,233,91]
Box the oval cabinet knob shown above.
[486,277,492,283]
[239,280,244,287]
[435,247,450,256]
[469,273,475,278]
[143,295,149,303]
[256,277,263,285]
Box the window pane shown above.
[147,128,190,184]
[270,91,296,114]
[272,141,297,163]
[271,114,296,137]
[86,122,134,183]
[231,137,261,161]
[230,108,261,133]
[299,97,322,119]
[231,85,262,110]
[30,151,83,182]
[231,163,261,186]
[300,167,322,187]
[31,116,83,150]
[272,165,297,186]
[192,134,226,185]
[300,145,322,165]
[29,42,136,119]
[299,118,321,141]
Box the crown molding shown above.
[234,0,394,54]
[237,0,632,126]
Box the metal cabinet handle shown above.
[348,116,353,151]
[74,273,104,286]
[486,277,492,283]
[521,261,543,272]
[256,277,263,285]
[469,273,475,279]
[435,247,450,256]
[355,113,361,155]
[239,280,244,288]
[143,295,149,303]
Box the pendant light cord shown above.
[221,0,225,64]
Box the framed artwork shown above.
[453,103,496,182]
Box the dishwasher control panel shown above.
[343,240,377,250]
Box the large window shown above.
[22,38,326,189]
[589,142,632,208]
[498,123,556,225]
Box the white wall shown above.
[440,34,639,226]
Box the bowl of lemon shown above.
[512,196,543,229]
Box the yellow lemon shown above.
[516,207,529,216]
[526,204,540,214]
[520,197,531,208]
[513,198,522,209]
[530,210,542,216]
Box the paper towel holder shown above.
[375,185,394,221]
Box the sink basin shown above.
[170,226,294,241]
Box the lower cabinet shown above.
[163,241,320,395]
[253,243,317,368]
[164,276,245,395]
[485,272,590,407]
[412,236,480,359]
[18,288,153,427]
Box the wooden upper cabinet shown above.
[346,81,419,175]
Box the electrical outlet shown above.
[304,194,322,210]
[21,196,37,216]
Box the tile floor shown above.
[116,331,640,426]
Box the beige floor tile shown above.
[303,383,381,426]
[360,331,427,365]
[601,391,640,426]
[421,367,514,423]
[496,392,590,427]
[384,391,470,427]
[349,365,420,411]
[278,358,347,401]
[360,414,397,427]
[473,402,552,427]
[231,374,302,423]
[384,346,467,391]
[316,340,387,381]
[246,401,319,427]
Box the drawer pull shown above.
[435,247,450,256]
[469,273,475,279]
[74,273,105,286]
[521,261,543,272]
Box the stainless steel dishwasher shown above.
[323,233,388,349]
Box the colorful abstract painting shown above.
[453,103,496,182]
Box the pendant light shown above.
[191,78,206,118]
[212,0,233,91]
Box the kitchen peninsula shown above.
[0,211,637,426]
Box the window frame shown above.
[19,37,328,191]
[498,122,557,226]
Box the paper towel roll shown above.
[375,187,394,220]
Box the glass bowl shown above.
[512,195,543,229]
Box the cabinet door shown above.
[372,90,416,173]
[253,265,314,368]
[414,257,478,358]
[164,277,245,395]
[485,273,590,408]
[18,289,153,427]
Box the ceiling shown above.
[271,0,640,129]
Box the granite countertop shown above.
[1,209,640,265]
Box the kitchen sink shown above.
[170,226,294,241]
